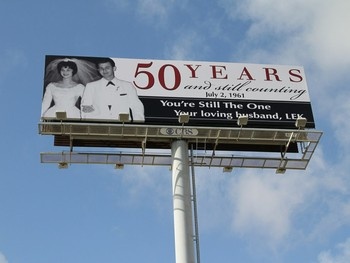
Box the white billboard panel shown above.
[41,55,315,128]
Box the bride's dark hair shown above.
[45,57,100,86]
[57,60,78,75]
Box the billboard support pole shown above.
[171,140,196,263]
[190,144,201,263]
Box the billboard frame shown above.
[39,121,322,173]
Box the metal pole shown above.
[190,144,201,263]
[171,140,195,263]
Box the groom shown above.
[81,57,145,122]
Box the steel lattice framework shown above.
[39,122,322,173]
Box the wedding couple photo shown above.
[41,56,145,122]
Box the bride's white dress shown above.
[41,83,85,119]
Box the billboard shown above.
[41,55,315,129]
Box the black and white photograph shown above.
[41,56,145,122]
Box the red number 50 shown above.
[133,62,181,90]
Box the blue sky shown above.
[1,0,350,262]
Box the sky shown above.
[0,0,350,263]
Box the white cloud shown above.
[308,200,350,243]
[221,0,350,73]
[327,91,350,148]
[318,238,350,263]
[228,170,316,244]
[305,0,350,71]
[119,165,171,213]
[107,0,188,22]
[195,169,233,230]
[164,30,209,61]
[305,152,350,243]
[136,0,171,20]
[224,0,316,35]
[215,4,350,249]
[193,144,350,248]
[0,252,8,263]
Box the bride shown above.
[41,58,99,119]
